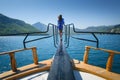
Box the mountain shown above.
[82,26,113,32]
[111,24,120,33]
[32,22,47,31]
[79,24,120,33]
[0,13,40,35]
[32,22,53,34]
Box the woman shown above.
[57,15,65,40]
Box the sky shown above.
[0,0,120,29]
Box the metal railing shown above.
[68,23,99,48]
[23,23,58,48]
[63,23,120,48]
[0,23,120,48]
[64,25,70,48]
[0,23,59,48]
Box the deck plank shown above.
[73,59,120,80]
[0,59,52,80]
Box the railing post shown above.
[9,52,17,72]
[83,46,90,63]
[32,47,38,65]
[106,51,114,71]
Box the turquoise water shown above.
[0,35,120,74]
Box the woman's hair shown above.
[58,14,62,21]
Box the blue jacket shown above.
[58,18,64,30]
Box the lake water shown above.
[0,34,120,74]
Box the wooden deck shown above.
[0,59,52,80]
[73,59,120,80]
